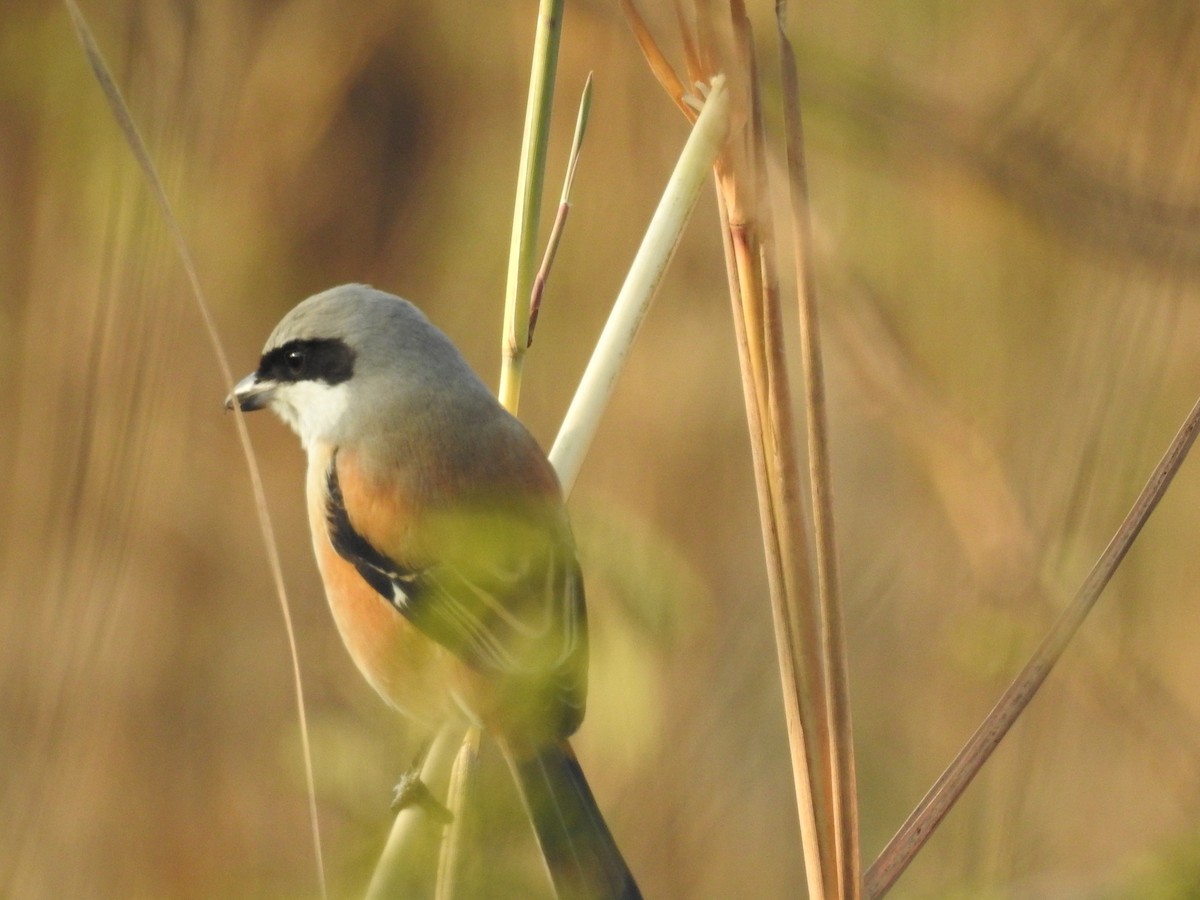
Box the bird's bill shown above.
[225,372,276,412]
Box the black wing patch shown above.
[325,459,421,605]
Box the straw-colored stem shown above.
[759,252,839,899]
[718,11,839,891]
[864,393,1200,897]
[499,0,565,414]
[620,0,693,118]
[366,725,463,899]
[726,213,770,426]
[434,728,482,900]
[549,75,731,495]
[776,6,859,896]
[727,205,835,898]
[716,185,829,900]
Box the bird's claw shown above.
[391,772,453,824]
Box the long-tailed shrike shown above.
[227,284,640,899]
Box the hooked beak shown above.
[225,372,277,412]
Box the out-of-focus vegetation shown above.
[2,1,1199,897]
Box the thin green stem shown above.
[499,0,565,414]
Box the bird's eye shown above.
[286,349,305,375]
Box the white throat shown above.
[270,381,350,451]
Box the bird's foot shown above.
[391,770,453,824]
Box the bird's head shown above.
[226,283,486,450]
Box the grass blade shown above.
[528,73,593,348]
[61,4,327,896]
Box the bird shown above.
[227,284,641,900]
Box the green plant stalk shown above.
[499,0,565,414]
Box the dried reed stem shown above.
[865,393,1200,897]
[716,185,832,900]
[710,5,841,894]
[775,5,860,896]
[622,1,848,894]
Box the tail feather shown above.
[501,738,642,900]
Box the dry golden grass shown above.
[3,1,1200,897]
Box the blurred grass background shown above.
[3,1,1200,896]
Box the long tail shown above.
[500,737,642,900]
